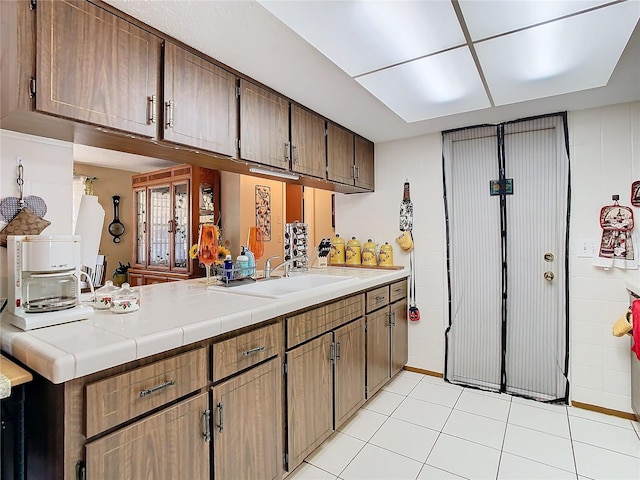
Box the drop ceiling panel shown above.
[477,1,640,106]
[259,0,465,76]
[356,47,490,122]
[459,0,613,40]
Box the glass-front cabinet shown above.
[129,165,220,286]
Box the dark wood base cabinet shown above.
[18,281,406,479]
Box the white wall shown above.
[337,101,640,414]
[336,132,446,373]
[568,102,640,413]
[0,130,74,298]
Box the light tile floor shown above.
[289,371,640,480]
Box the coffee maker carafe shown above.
[7,235,94,330]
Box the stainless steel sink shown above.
[207,274,355,298]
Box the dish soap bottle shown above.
[245,247,256,278]
[224,255,234,280]
[237,247,249,277]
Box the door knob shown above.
[544,271,555,281]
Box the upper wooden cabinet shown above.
[36,0,161,137]
[355,136,375,191]
[162,42,238,156]
[290,105,326,179]
[327,122,355,185]
[240,79,289,169]
[327,124,375,191]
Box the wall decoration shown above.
[255,185,271,241]
[632,180,640,207]
[593,195,637,270]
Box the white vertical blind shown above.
[443,114,569,401]
[444,126,502,390]
[504,116,569,400]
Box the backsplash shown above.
[0,130,74,298]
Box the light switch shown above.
[577,239,597,258]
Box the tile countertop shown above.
[0,267,408,384]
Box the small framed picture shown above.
[632,180,640,207]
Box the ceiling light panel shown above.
[459,0,613,41]
[259,0,465,76]
[475,1,640,106]
[356,47,490,122]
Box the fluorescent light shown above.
[249,167,299,181]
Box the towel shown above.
[632,299,640,360]
[0,373,10,399]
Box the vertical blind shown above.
[443,114,570,402]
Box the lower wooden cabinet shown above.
[286,318,366,472]
[334,318,366,428]
[286,333,334,470]
[366,307,391,398]
[391,299,409,377]
[85,392,210,480]
[212,358,282,480]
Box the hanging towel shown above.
[632,299,640,360]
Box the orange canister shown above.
[329,234,345,265]
[362,239,377,266]
[346,237,362,265]
[378,242,394,267]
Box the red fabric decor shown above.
[632,299,640,361]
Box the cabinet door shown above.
[213,358,282,480]
[148,184,172,269]
[240,79,289,169]
[334,318,366,429]
[37,0,160,137]
[172,180,190,271]
[390,300,408,377]
[287,333,333,470]
[133,187,147,267]
[86,392,209,480]
[291,105,326,179]
[355,136,375,191]
[163,42,238,156]
[366,307,390,399]
[327,123,355,185]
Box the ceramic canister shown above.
[362,239,377,266]
[379,242,394,267]
[346,237,362,265]
[329,234,346,265]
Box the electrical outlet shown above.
[578,239,597,258]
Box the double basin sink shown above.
[207,274,356,299]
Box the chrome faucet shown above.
[264,255,306,278]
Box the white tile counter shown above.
[0,267,408,384]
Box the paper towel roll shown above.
[74,195,105,269]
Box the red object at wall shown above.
[632,299,640,360]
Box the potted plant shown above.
[113,262,131,286]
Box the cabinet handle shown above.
[166,100,174,129]
[374,295,386,304]
[292,144,299,164]
[285,141,291,162]
[390,311,396,327]
[202,409,211,443]
[354,165,360,180]
[242,345,265,356]
[168,220,174,233]
[216,402,224,433]
[352,164,357,180]
[329,342,335,364]
[336,341,341,361]
[139,379,175,398]
[148,95,157,124]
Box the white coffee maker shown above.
[7,235,94,330]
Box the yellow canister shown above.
[378,242,394,267]
[346,237,362,265]
[329,234,345,265]
[362,239,377,266]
